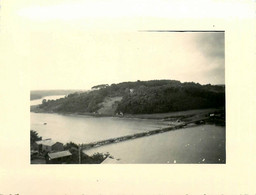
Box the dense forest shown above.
[32,80,225,115]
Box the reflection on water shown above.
[85,125,225,164]
[30,112,170,144]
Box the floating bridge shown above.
[81,117,209,151]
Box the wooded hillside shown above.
[33,80,225,115]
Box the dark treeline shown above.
[35,80,225,114]
[116,81,225,114]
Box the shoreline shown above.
[31,105,224,121]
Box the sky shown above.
[1,0,228,90]
[29,31,225,90]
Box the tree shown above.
[30,130,42,144]
[64,142,79,150]
[91,84,109,90]
[36,79,225,115]
[42,99,47,104]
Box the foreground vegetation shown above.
[31,79,225,115]
[30,130,107,164]
[63,142,107,164]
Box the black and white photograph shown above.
[1,0,255,194]
[30,31,225,164]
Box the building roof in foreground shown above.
[36,139,54,146]
[48,150,72,160]
[36,139,62,147]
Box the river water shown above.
[30,96,225,163]
[85,125,225,164]
[30,112,170,144]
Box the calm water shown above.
[30,112,170,144]
[30,97,225,164]
[84,125,225,164]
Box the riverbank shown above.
[31,104,224,121]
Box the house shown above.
[51,142,64,151]
[35,139,64,153]
[46,150,72,164]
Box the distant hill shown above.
[31,80,225,115]
[30,89,85,100]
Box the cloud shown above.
[192,32,225,84]
[195,32,225,60]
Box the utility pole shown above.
[78,145,81,164]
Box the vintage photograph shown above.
[2,0,256,193]
[30,31,225,164]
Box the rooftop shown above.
[36,139,56,146]
[48,150,72,160]
[35,139,63,147]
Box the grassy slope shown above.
[98,97,123,115]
